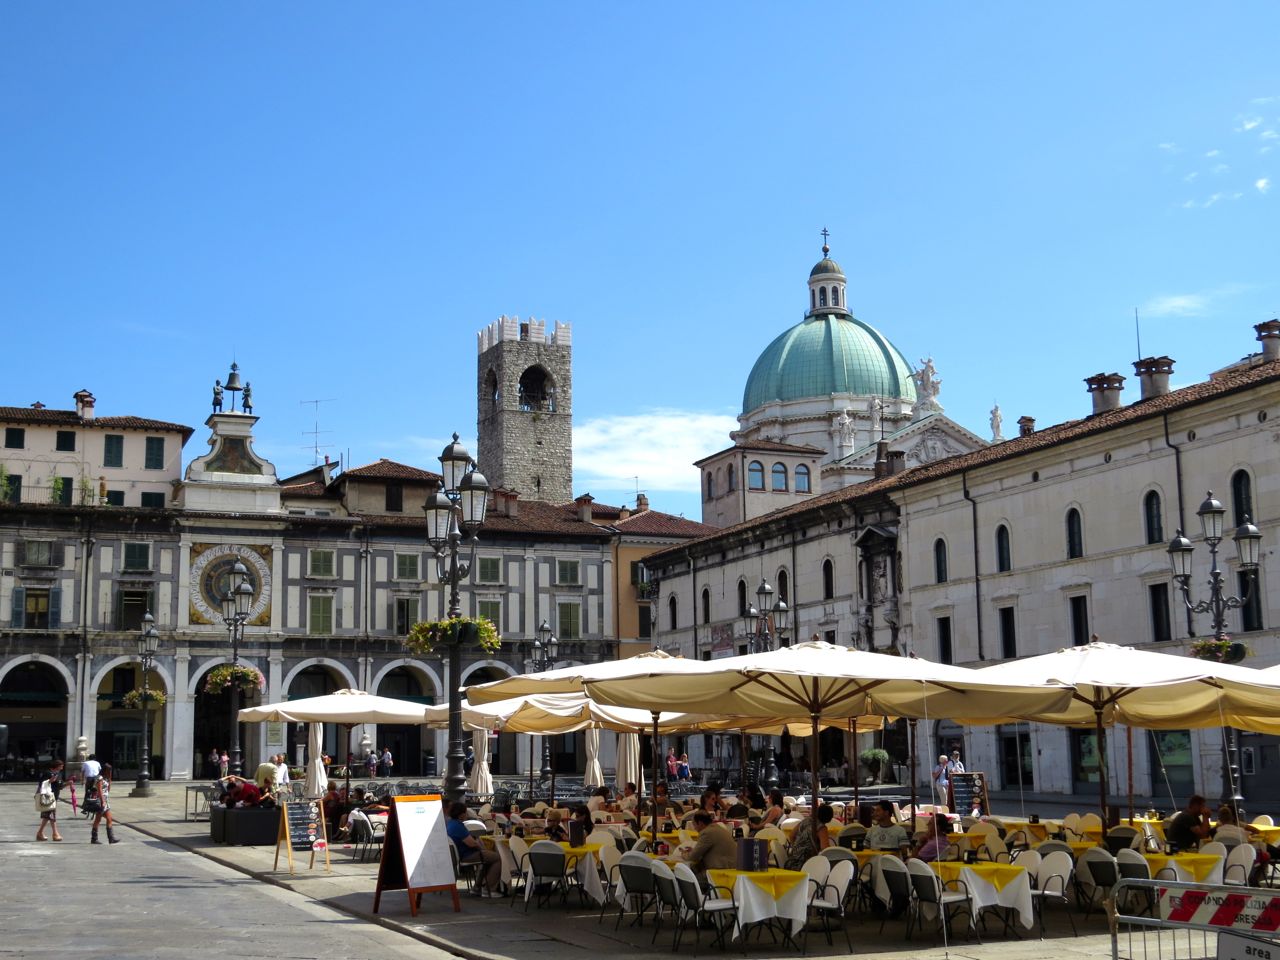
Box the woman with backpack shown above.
[86,763,119,844]
[34,759,64,842]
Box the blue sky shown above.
[2,4,1277,520]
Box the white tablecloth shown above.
[510,841,604,905]
[935,863,1033,930]
[708,869,809,941]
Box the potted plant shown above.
[203,663,266,695]
[121,688,167,709]
[403,616,501,656]
[1189,636,1250,664]
[859,747,891,784]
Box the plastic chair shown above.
[806,857,854,952]
[1077,848,1118,918]
[837,823,867,849]
[906,857,978,943]
[506,835,531,904]
[1224,844,1257,886]
[1253,815,1275,827]
[877,856,912,936]
[523,839,574,911]
[673,862,738,951]
[1116,848,1155,915]
[1030,849,1077,936]
[1034,839,1073,859]
[610,851,656,929]
[822,846,856,864]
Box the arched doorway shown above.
[95,660,168,779]
[376,666,433,777]
[465,665,516,776]
[285,666,343,763]
[191,661,262,778]
[0,662,68,781]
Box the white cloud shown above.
[1251,96,1277,105]
[1158,142,1179,152]
[1238,117,1263,132]
[1212,163,1230,174]
[1206,149,1220,157]
[1183,172,1199,182]
[1205,192,1226,206]
[1261,130,1279,140]
[1142,293,1209,316]
[575,408,738,493]
[1258,178,1272,194]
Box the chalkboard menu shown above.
[948,772,990,818]
[273,800,330,875]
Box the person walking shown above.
[932,754,950,807]
[88,763,119,844]
[380,746,393,778]
[208,747,220,780]
[35,759,65,842]
[219,750,229,778]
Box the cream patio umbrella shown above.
[467,728,493,795]
[304,721,328,798]
[968,641,1280,825]
[583,728,604,788]
[581,641,1076,814]
[616,731,644,795]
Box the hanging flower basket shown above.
[404,616,501,657]
[203,663,266,694]
[121,687,167,709]
[1189,636,1250,663]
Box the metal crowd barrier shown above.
[1112,877,1280,960]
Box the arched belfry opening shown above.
[518,366,556,412]
[484,368,499,414]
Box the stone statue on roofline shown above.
[912,357,943,415]
[212,379,224,413]
[990,403,1004,442]
[242,382,253,414]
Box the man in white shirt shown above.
[866,800,909,850]
[81,753,102,785]
[273,754,290,792]
[948,751,965,775]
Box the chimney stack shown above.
[73,389,96,421]
[635,493,649,513]
[1084,372,1126,415]
[1133,356,1175,401]
[576,493,595,523]
[886,450,907,475]
[1257,320,1280,362]
[1017,416,1035,437]
[873,439,891,479]
[618,504,631,520]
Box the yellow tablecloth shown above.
[708,867,807,899]
[1067,840,1099,857]
[1000,820,1054,842]
[1253,825,1280,843]
[930,860,1025,892]
[639,831,685,844]
[1143,852,1223,883]
[558,842,604,858]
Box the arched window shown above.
[748,461,765,490]
[810,289,816,311]
[737,580,748,616]
[995,524,1012,572]
[795,464,811,493]
[1066,508,1084,559]
[934,539,949,584]
[777,568,789,603]
[822,559,835,600]
[1143,491,1164,545]
[819,287,827,307]
[705,472,715,501]
[1232,470,1255,526]
[771,462,788,491]
[726,463,736,492]
[701,587,710,625]
[484,368,499,412]
[517,365,555,412]
[668,595,678,630]
[831,286,839,307]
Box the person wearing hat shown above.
[544,808,568,842]
[932,755,950,806]
[947,750,966,775]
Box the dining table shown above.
[706,867,810,944]
[1142,851,1224,884]
[929,861,1034,930]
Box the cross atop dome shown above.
[821,226,830,257]
[807,232,848,316]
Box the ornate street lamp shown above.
[424,433,490,804]
[221,559,254,778]
[524,619,559,787]
[741,579,791,789]
[130,612,161,797]
[1168,490,1263,812]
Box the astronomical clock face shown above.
[189,543,272,626]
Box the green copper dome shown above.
[742,314,917,415]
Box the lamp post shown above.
[525,619,559,785]
[423,433,490,805]
[1168,491,1263,813]
[130,612,161,797]
[221,559,254,778]
[742,579,791,789]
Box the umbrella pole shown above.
[651,712,661,842]
[740,730,748,793]
[1127,726,1135,823]
[1095,707,1109,834]
[851,719,860,817]
[344,724,353,800]
[810,712,821,811]
[908,719,918,833]
[528,736,534,797]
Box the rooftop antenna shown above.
[1135,307,1143,361]
[300,398,336,466]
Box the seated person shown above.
[911,817,947,862]
[866,800,909,850]
[745,813,766,836]
[586,786,611,814]
[322,782,343,829]
[544,808,568,842]
[618,782,639,814]
[1167,795,1213,850]
[784,804,834,870]
[223,777,263,808]
[445,801,502,897]
[761,789,786,826]
[686,810,736,874]
[253,759,278,796]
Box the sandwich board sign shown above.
[373,794,458,915]
[274,799,331,875]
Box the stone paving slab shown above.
[2,782,1124,960]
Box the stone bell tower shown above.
[476,316,573,502]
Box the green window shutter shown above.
[14,541,25,565]
[49,587,62,626]
[11,587,25,627]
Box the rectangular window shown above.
[630,561,650,585]
[477,599,501,630]
[140,491,165,509]
[22,540,55,566]
[395,596,419,635]
[823,629,837,645]
[2,474,21,503]
[1069,595,1090,646]
[385,483,403,513]
[1240,572,1265,632]
[1148,583,1172,642]
[309,549,335,577]
[56,430,76,452]
[105,490,124,507]
[309,594,334,635]
[55,476,73,506]
[638,605,652,640]
[395,553,419,580]
[24,589,50,629]
[556,559,580,585]
[558,601,581,640]
[998,606,1017,659]
[103,434,124,467]
[115,589,152,631]
[477,557,501,583]
[123,542,151,571]
[937,616,953,665]
[4,427,24,449]
[144,436,164,470]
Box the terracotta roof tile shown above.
[281,481,328,498]
[339,459,442,482]
[612,511,717,537]
[0,407,194,441]
[695,439,826,465]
